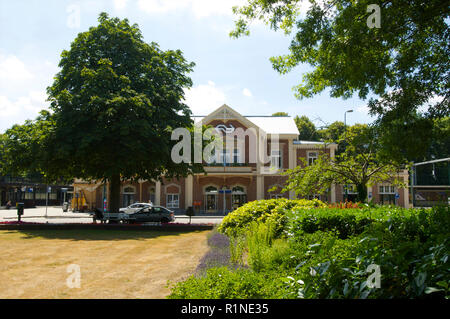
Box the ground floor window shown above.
[380,194,395,205]
[167,193,179,209]
[204,186,218,212]
[308,194,328,202]
[149,187,155,204]
[122,186,135,207]
[270,194,284,199]
[231,186,247,210]
[343,184,358,202]
[379,185,396,205]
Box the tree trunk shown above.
[356,183,368,203]
[109,174,121,214]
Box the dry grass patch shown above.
[0,229,209,298]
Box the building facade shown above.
[0,175,73,208]
[73,105,409,213]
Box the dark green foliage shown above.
[170,205,450,299]
[3,13,202,213]
[168,267,287,299]
[294,115,319,141]
[231,0,450,161]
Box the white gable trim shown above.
[196,104,264,133]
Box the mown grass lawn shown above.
[0,229,209,298]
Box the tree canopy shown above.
[231,0,450,160]
[272,112,289,116]
[3,13,202,213]
[294,115,319,141]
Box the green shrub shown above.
[287,205,450,241]
[283,206,450,299]
[167,267,288,299]
[218,198,326,237]
[170,204,450,299]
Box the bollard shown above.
[16,202,24,222]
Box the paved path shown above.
[0,207,223,225]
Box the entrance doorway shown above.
[204,186,218,213]
[122,186,135,207]
[231,186,247,210]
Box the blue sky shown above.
[0,0,375,133]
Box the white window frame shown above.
[343,184,358,194]
[307,151,318,166]
[270,150,282,169]
[233,148,243,164]
[379,185,395,194]
[166,193,179,209]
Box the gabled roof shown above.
[193,104,300,136]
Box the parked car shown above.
[119,202,152,214]
[119,205,175,224]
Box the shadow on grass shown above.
[3,229,210,241]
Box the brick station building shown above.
[73,104,409,213]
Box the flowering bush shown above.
[218,198,326,237]
[0,221,41,225]
[328,201,364,209]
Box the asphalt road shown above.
[0,207,223,225]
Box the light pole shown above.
[344,110,353,136]
[344,109,353,201]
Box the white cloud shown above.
[0,54,33,82]
[190,0,245,18]
[356,104,370,115]
[242,88,252,97]
[0,91,49,131]
[137,0,245,18]
[114,0,130,11]
[183,81,226,114]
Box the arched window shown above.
[123,186,135,194]
[205,186,218,193]
[232,186,245,194]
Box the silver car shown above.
[119,202,152,214]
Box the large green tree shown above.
[231,0,450,160]
[5,13,201,214]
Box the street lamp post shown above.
[344,109,353,202]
